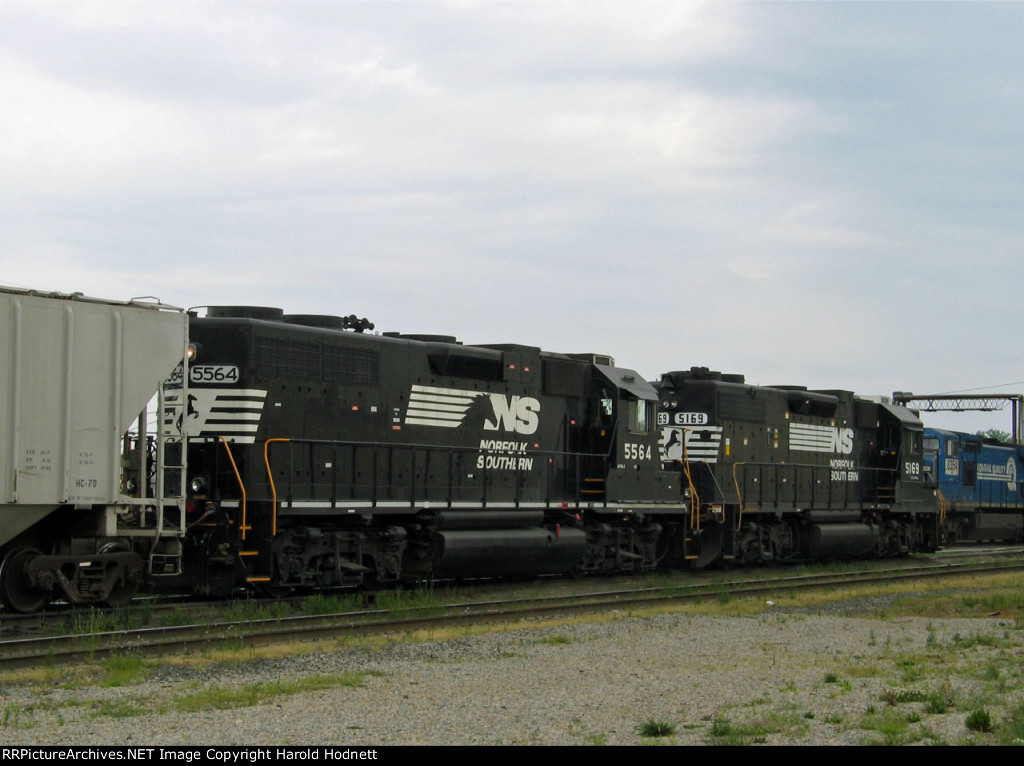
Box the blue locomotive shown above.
[923,428,1024,543]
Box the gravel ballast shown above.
[2,611,1020,746]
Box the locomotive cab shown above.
[577,364,664,505]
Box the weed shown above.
[996,701,1024,744]
[534,635,573,646]
[705,712,790,745]
[93,699,148,719]
[884,687,926,705]
[951,632,999,650]
[965,709,993,733]
[823,672,839,683]
[709,717,734,738]
[924,683,955,714]
[980,665,1001,682]
[2,705,21,728]
[636,718,676,738]
[302,592,367,615]
[859,709,918,746]
[708,716,749,745]
[63,608,122,638]
[224,598,288,623]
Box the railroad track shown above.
[2,551,1022,671]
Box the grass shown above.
[300,592,365,615]
[533,634,573,646]
[1,705,23,729]
[97,655,148,687]
[858,708,935,746]
[706,716,765,745]
[174,672,370,712]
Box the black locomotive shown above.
[180,306,687,597]
[656,368,938,569]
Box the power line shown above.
[933,381,1024,395]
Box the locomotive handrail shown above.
[218,436,248,540]
[677,459,700,530]
[730,461,899,519]
[678,428,701,530]
[260,436,613,516]
[263,438,291,537]
[731,463,744,530]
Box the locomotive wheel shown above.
[97,542,140,608]
[0,546,51,614]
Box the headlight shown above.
[190,476,209,495]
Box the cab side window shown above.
[627,398,653,432]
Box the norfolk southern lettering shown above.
[476,439,534,471]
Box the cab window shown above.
[628,398,653,432]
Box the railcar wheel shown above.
[0,547,50,614]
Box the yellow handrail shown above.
[678,428,701,530]
[263,438,291,537]
[218,436,247,539]
[731,462,745,531]
[679,459,700,530]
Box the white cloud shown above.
[1,0,1022,435]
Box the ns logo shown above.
[831,427,855,455]
[483,394,540,435]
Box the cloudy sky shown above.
[2,1,1021,433]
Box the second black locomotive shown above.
[656,367,938,567]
